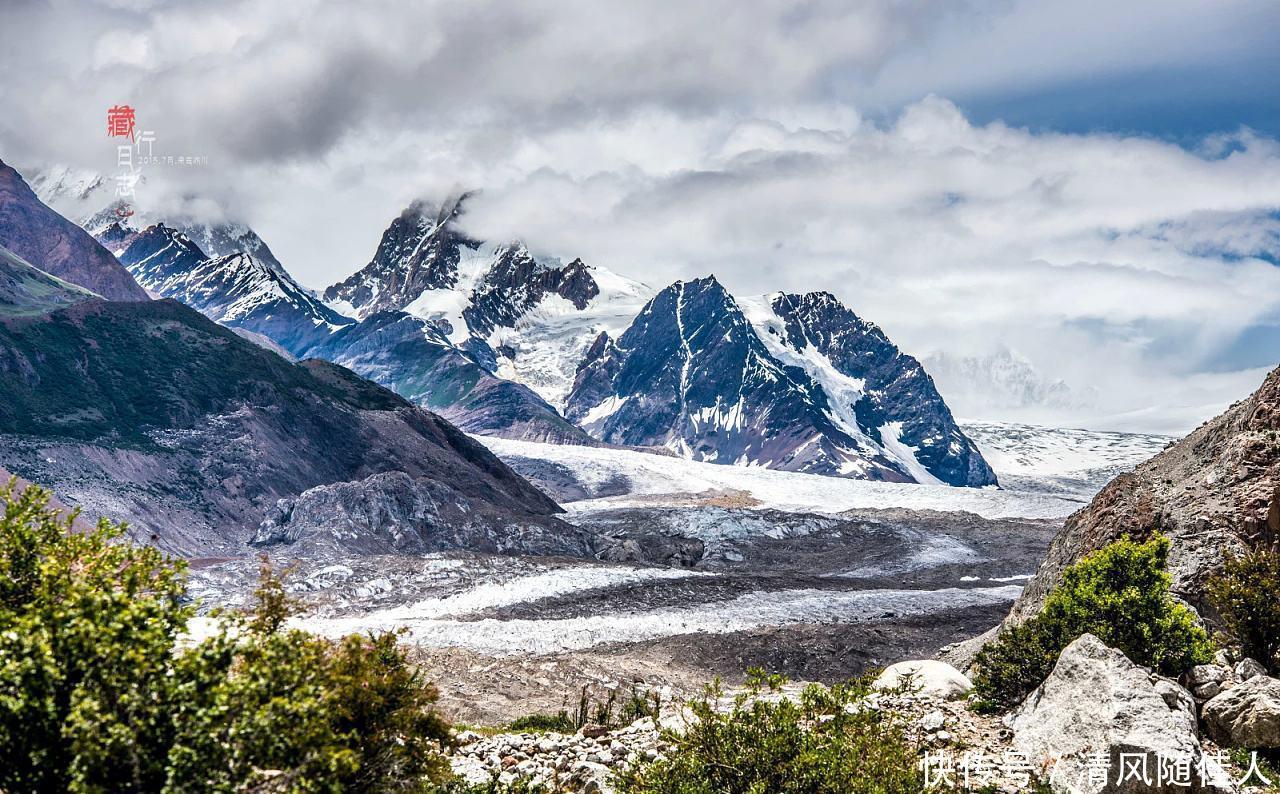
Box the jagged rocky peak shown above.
[566,274,881,474]
[759,290,996,488]
[95,220,140,255]
[119,223,209,285]
[116,222,353,356]
[323,195,479,318]
[565,275,995,486]
[463,244,602,336]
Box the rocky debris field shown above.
[187,502,1058,726]
[451,716,670,793]
[446,639,1280,793]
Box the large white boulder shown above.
[1007,634,1233,793]
[872,659,972,700]
[1202,676,1280,749]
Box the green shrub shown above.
[0,480,454,793]
[0,480,189,792]
[974,534,1212,712]
[1208,548,1280,674]
[507,711,577,733]
[507,683,663,735]
[615,670,937,794]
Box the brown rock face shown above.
[0,298,569,556]
[0,159,149,301]
[1008,366,1280,624]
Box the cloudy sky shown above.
[3,0,1279,433]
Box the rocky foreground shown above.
[447,639,1280,793]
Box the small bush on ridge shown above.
[1208,547,1280,675]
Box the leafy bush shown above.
[1208,548,1280,674]
[0,481,454,793]
[614,670,936,794]
[507,712,578,734]
[974,534,1212,712]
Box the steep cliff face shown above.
[1007,365,1280,622]
[0,160,148,301]
[463,247,600,337]
[323,198,478,318]
[763,292,996,487]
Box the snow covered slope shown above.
[564,278,994,486]
[960,420,1172,499]
[478,436,1081,519]
[117,223,354,355]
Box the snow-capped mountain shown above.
[564,276,995,487]
[323,198,653,409]
[116,223,353,355]
[324,197,479,318]
[33,166,289,276]
[85,200,289,275]
[318,200,991,485]
[923,348,1100,420]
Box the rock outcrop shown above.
[253,470,594,557]
[1202,676,1280,750]
[323,197,478,318]
[1007,366,1280,624]
[1007,634,1230,793]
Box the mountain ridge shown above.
[0,160,149,301]
[0,297,576,556]
[117,222,355,355]
[564,276,995,486]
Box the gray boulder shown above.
[873,659,973,700]
[1202,676,1280,749]
[1234,659,1268,683]
[1185,664,1235,702]
[1008,634,1233,793]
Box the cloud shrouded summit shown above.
[2,0,1278,433]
